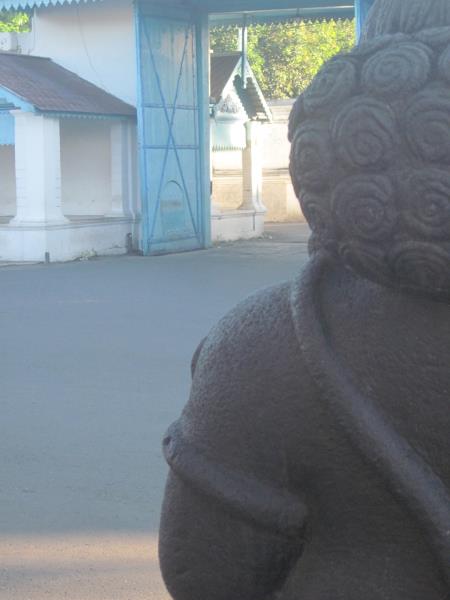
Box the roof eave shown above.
[0,0,97,12]
[40,110,136,119]
[0,84,35,112]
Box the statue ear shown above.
[363,0,450,40]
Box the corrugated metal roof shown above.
[0,53,135,117]
[210,53,241,102]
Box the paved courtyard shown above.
[0,223,309,600]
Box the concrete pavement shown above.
[0,223,310,600]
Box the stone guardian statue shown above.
[159,1,450,598]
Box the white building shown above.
[0,3,271,261]
[0,51,137,261]
[0,0,362,261]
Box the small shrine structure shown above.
[210,51,271,241]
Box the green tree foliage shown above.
[210,24,240,54]
[0,10,29,32]
[211,19,355,99]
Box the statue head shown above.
[289,0,450,301]
[362,0,450,41]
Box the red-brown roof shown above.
[0,53,136,117]
[210,53,241,102]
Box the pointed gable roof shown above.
[210,52,271,121]
[210,54,241,103]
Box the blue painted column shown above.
[195,11,212,248]
[355,0,375,40]
[0,111,14,145]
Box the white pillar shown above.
[109,120,129,216]
[11,111,67,224]
[241,120,265,212]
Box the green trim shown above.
[40,111,136,120]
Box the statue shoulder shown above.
[164,280,311,540]
[191,279,296,379]
[178,273,322,482]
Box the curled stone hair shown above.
[289,21,450,300]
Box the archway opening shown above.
[207,7,356,241]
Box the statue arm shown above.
[159,469,304,600]
[159,325,307,600]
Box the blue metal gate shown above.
[136,3,209,255]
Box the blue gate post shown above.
[195,10,211,250]
[355,0,375,40]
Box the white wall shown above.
[212,100,295,172]
[19,0,137,106]
[212,149,241,171]
[260,122,291,170]
[211,100,303,222]
[60,118,112,216]
[0,145,16,217]
[261,100,295,170]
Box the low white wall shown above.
[60,119,111,216]
[212,170,242,211]
[261,100,295,170]
[263,169,304,222]
[0,216,134,262]
[212,149,241,171]
[213,168,303,222]
[19,0,137,106]
[211,101,295,172]
[211,210,265,242]
[0,145,16,217]
[260,123,291,170]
